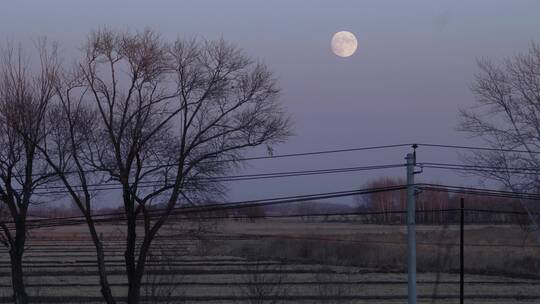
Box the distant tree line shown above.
[355,177,536,225]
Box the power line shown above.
[420,162,540,175]
[37,188,389,225]
[150,208,463,221]
[466,208,539,216]
[227,143,413,160]
[7,141,540,180]
[418,183,540,201]
[22,206,539,230]
[6,142,540,227]
[20,185,407,229]
[29,163,405,195]
[416,143,540,154]
[12,143,414,178]
[20,184,540,229]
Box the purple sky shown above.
[2,1,540,205]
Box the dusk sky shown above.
[2,1,540,204]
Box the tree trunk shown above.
[9,226,28,304]
[125,214,140,304]
[87,222,116,304]
[126,226,153,304]
[127,273,143,304]
[10,251,27,304]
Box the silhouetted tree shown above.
[0,40,59,304]
[38,70,117,302]
[459,42,540,244]
[66,28,291,304]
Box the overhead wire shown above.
[29,163,405,196]
[2,142,540,229]
[420,162,540,175]
[19,181,540,230]
[15,143,415,178]
[418,183,540,201]
[20,185,408,229]
[416,143,540,154]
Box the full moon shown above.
[331,31,358,58]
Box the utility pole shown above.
[460,197,465,304]
[406,145,418,304]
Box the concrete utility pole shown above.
[460,197,465,304]
[406,147,418,304]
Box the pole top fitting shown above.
[411,144,418,166]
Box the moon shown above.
[331,31,358,58]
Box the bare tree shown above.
[357,177,407,223]
[71,28,291,304]
[38,67,117,302]
[0,41,59,304]
[459,42,540,245]
[355,177,450,224]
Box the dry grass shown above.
[0,220,535,303]
[210,220,540,278]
